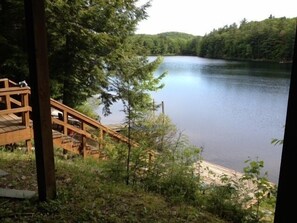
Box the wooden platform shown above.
[0,114,26,133]
[0,114,32,146]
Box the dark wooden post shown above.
[274,25,297,222]
[24,0,56,200]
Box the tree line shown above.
[131,16,296,62]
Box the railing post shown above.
[4,79,11,109]
[82,122,87,158]
[21,92,32,152]
[98,128,103,151]
[62,111,68,135]
[62,111,68,155]
[26,140,32,152]
[21,93,30,127]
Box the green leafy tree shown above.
[241,158,276,222]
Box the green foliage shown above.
[132,17,296,63]
[45,0,153,108]
[139,131,202,203]
[101,141,128,182]
[271,138,283,146]
[130,32,200,55]
[202,185,249,222]
[0,0,29,82]
[101,46,166,116]
[131,112,179,152]
[199,17,296,62]
[74,97,100,120]
[1,0,159,110]
[102,47,166,184]
[241,158,276,222]
[102,113,203,202]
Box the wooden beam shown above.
[0,128,31,146]
[4,80,11,109]
[0,106,31,116]
[274,24,297,222]
[24,0,56,201]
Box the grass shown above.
[0,149,227,223]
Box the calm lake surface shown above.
[98,56,292,184]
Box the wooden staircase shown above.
[0,78,136,158]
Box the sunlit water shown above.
[97,56,291,184]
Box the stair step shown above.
[52,130,63,138]
[73,141,81,146]
[62,139,72,144]
[53,134,62,139]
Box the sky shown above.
[136,0,297,36]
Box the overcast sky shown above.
[136,0,296,36]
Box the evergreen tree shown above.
[102,40,166,184]
[46,0,153,108]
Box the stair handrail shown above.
[50,98,138,147]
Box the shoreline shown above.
[195,160,275,186]
[194,160,244,185]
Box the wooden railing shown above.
[0,78,137,157]
[50,98,138,156]
[0,78,32,148]
[0,79,31,128]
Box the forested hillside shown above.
[132,16,296,62]
[130,32,200,55]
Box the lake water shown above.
[97,56,292,184]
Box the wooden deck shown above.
[0,113,28,133]
[0,115,32,147]
[0,78,137,158]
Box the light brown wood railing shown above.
[0,78,32,148]
[0,79,31,128]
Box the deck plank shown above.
[0,113,26,134]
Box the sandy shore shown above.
[194,160,276,208]
[194,160,244,185]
